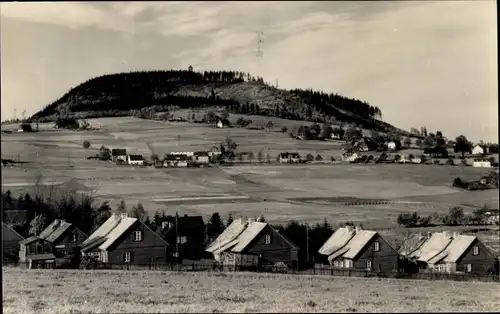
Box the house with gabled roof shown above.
[206,217,299,270]
[399,231,497,276]
[318,226,399,273]
[19,219,87,264]
[111,149,127,163]
[79,213,168,266]
[127,154,144,166]
[2,222,25,263]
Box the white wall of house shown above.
[473,160,491,168]
[217,121,224,128]
[197,156,210,163]
[128,159,144,166]
[472,145,484,155]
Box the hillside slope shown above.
[31,69,400,132]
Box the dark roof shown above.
[128,154,144,161]
[195,151,210,157]
[280,153,290,158]
[80,236,107,252]
[165,154,189,161]
[112,149,127,156]
[2,222,25,242]
[290,153,300,158]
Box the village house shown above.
[387,141,397,151]
[278,152,301,164]
[79,213,168,266]
[399,231,497,276]
[159,215,206,261]
[330,128,344,140]
[154,160,164,168]
[3,222,24,263]
[317,226,399,273]
[206,217,299,270]
[17,123,33,132]
[411,157,422,164]
[19,219,87,267]
[342,152,359,162]
[398,155,409,164]
[473,159,492,168]
[127,154,144,166]
[472,144,485,156]
[164,154,190,167]
[216,119,231,128]
[111,149,127,163]
[194,151,210,164]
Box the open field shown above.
[1,117,497,229]
[3,267,500,313]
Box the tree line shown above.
[2,189,341,264]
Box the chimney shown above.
[427,232,431,238]
[247,217,255,224]
[345,225,353,233]
[452,232,459,239]
[442,231,451,238]
[120,213,128,220]
[355,226,362,233]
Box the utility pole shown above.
[175,213,179,262]
[306,223,309,262]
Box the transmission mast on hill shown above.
[256,31,264,67]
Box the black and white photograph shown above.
[1,1,498,312]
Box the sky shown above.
[1,1,497,142]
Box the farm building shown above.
[206,217,299,270]
[111,149,127,163]
[398,155,409,164]
[317,226,399,273]
[154,160,164,168]
[411,157,422,164]
[278,152,301,164]
[159,215,206,261]
[17,123,33,132]
[399,232,497,276]
[19,219,87,263]
[387,141,397,151]
[194,151,210,164]
[216,119,230,128]
[79,213,168,266]
[2,222,24,263]
[170,151,194,157]
[164,154,190,167]
[342,152,359,162]
[127,154,144,166]
[18,237,56,268]
[330,128,344,140]
[472,145,485,155]
[473,159,492,168]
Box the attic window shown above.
[124,252,131,263]
[472,246,479,256]
[264,234,271,245]
[133,231,142,242]
[465,264,472,273]
[373,241,380,252]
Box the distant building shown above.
[411,157,422,164]
[387,141,396,151]
[188,65,193,72]
[194,151,210,164]
[164,154,190,167]
[127,154,144,166]
[342,152,359,162]
[278,152,301,164]
[473,159,491,168]
[3,222,24,263]
[17,123,33,132]
[216,119,230,128]
[111,149,127,163]
[472,145,485,155]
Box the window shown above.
[339,260,344,268]
[124,252,131,263]
[133,231,142,242]
[373,241,380,252]
[70,233,77,243]
[366,260,372,270]
[264,234,271,244]
[465,264,472,273]
[333,260,339,267]
[345,259,353,268]
[177,236,187,244]
[472,246,479,256]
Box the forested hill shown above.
[31,69,399,132]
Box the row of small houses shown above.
[111,149,221,167]
[3,216,499,277]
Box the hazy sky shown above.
[1,1,497,142]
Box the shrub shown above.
[281,126,288,133]
[82,140,90,149]
[433,159,440,164]
[446,158,454,166]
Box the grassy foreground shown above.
[3,267,500,313]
